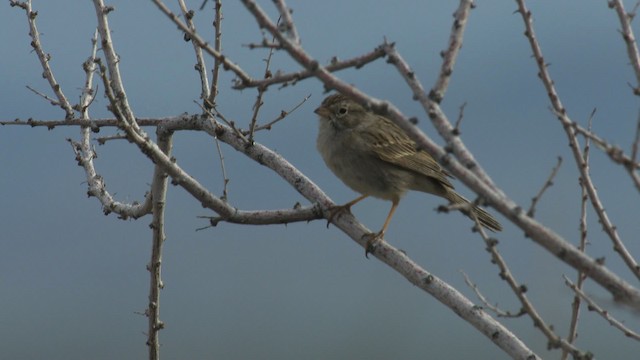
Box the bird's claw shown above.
[363,232,384,258]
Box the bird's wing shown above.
[362,116,454,188]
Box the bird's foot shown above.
[363,231,384,258]
[325,204,353,228]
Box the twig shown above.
[232,44,387,90]
[197,203,322,230]
[194,101,248,142]
[527,156,563,218]
[25,85,60,106]
[562,112,593,360]
[631,0,640,19]
[243,93,311,134]
[453,102,467,133]
[563,276,640,341]
[461,271,526,318]
[571,122,640,170]
[571,121,640,192]
[151,0,252,86]
[93,0,141,134]
[79,30,99,116]
[632,110,640,163]
[212,128,230,201]
[11,0,75,119]
[1,117,167,128]
[629,112,640,191]
[96,133,127,145]
[248,29,277,143]
[470,214,591,358]
[178,0,210,104]
[430,0,475,103]
[243,40,282,49]
[207,0,223,108]
[145,127,173,360]
[608,0,640,95]
[78,31,99,114]
[273,0,300,44]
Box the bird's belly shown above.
[324,147,411,201]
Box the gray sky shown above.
[1,1,639,359]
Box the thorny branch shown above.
[469,218,590,358]
[10,0,75,119]
[516,0,640,281]
[265,0,638,309]
[562,115,593,360]
[7,0,640,359]
[571,120,640,192]
[178,0,210,104]
[247,31,277,143]
[152,0,252,86]
[527,156,563,218]
[564,276,640,342]
[208,0,224,107]
[609,0,640,94]
[234,44,388,90]
[430,0,475,103]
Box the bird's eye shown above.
[338,107,348,115]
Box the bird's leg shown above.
[325,194,368,228]
[365,199,399,258]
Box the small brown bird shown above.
[314,93,501,255]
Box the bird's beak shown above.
[314,106,331,118]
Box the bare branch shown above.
[207,0,224,108]
[243,40,282,49]
[453,101,467,133]
[562,115,593,360]
[571,121,640,192]
[178,0,210,104]
[273,0,299,44]
[243,93,311,134]
[470,216,591,357]
[232,44,387,90]
[527,156,563,218]
[151,0,252,86]
[1,117,169,128]
[197,204,323,229]
[515,0,640,282]
[632,111,640,163]
[564,276,640,342]
[25,85,60,106]
[462,271,526,318]
[212,131,230,201]
[145,127,173,360]
[12,0,75,118]
[93,0,141,135]
[430,0,475,103]
[609,0,640,95]
[67,29,152,220]
[248,33,277,143]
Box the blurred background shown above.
[1,1,639,359]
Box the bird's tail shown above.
[445,191,502,232]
